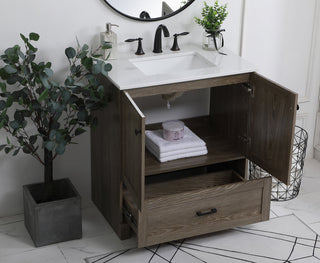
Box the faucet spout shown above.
[153,24,170,53]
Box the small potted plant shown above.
[0,32,111,247]
[195,1,228,51]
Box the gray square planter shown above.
[23,178,82,247]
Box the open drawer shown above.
[123,167,272,248]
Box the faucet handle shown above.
[171,32,189,51]
[125,38,145,55]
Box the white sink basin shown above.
[129,51,215,76]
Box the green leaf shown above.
[92,63,101,74]
[82,44,89,51]
[18,50,25,60]
[7,75,19,85]
[0,145,6,151]
[49,129,56,140]
[0,100,6,110]
[75,127,86,136]
[13,148,20,156]
[81,57,93,70]
[6,137,10,144]
[6,96,13,107]
[55,142,66,155]
[14,111,24,122]
[4,65,17,74]
[4,147,11,154]
[65,47,76,59]
[77,109,88,121]
[104,63,112,72]
[45,141,55,151]
[44,68,53,77]
[29,32,40,41]
[27,42,37,52]
[20,33,28,43]
[26,53,36,63]
[0,83,6,92]
[9,120,20,130]
[22,145,32,154]
[64,76,74,86]
[38,88,49,102]
[51,102,62,112]
[101,42,112,49]
[97,85,104,93]
[0,120,5,129]
[29,135,37,145]
[39,72,50,89]
[101,63,112,76]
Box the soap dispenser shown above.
[100,23,119,60]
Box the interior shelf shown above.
[145,116,244,176]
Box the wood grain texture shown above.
[122,92,145,211]
[126,74,251,98]
[91,72,295,247]
[139,176,271,247]
[145,170,243,199]
[210,84,250,156]
[145,116,244,176]
[249,73,297,185]
[91,78,130,239]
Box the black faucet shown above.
[153,24,170,53]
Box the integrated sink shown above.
[129,51,215,76]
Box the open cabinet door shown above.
[249,73,297,185]
[122,91,145,210]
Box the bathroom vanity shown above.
[91,45,297,248]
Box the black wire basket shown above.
[249,126,308,201]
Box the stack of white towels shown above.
[145,126,208,162]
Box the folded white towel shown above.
[145,126,206,154]
[147,143,208,162]
[146,143,207,159]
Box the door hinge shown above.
[242,83,255,98]
[123,206,137,227]
[238,135,251,145]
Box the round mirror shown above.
[104,0,195,21]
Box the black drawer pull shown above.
[196,208,217,217]
[135,129,141,136]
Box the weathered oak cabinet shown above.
[91,72,297,248]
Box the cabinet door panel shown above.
[122,92,145,210]
[249,73,297,184]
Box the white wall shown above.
[0,0,244,217]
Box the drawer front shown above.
[138,177,271,247]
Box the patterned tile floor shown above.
[0,158,319,263]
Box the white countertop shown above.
[107,44,256,90]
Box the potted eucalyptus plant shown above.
[0,32,111,247]
[195,1,228,51]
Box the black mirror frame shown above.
[103,0,195,22]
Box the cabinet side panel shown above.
[249,73,297,185]
[91,79,130,238]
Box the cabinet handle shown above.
[196,208,217,217]
[135,129,141,136]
